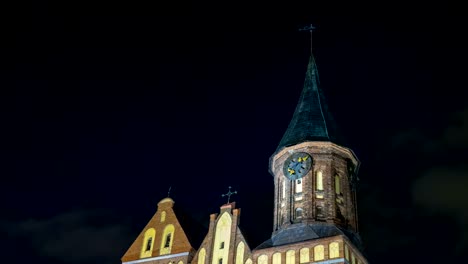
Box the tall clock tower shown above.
[268,54,362,247]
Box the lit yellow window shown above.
[212,212,232,264]
[178,261,183,264]
[140,228,156,258]
[258,254,268,264]
[299,248,309,263]
[161,211,166,222]
[236,242,245,264]
[334,175,341,195]
[198,248,206,264]
[160,224,175,255]
[316,171,323,190]
[272,253,281,264]
[245,258,252,264]
[329,242,339,258]
[351,253,356,264]
[314,245,324,261]
[286,250,295,264]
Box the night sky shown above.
[8,1,468,264]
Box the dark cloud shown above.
[441,108,468,149]
[2,210,132,264]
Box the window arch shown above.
[329,242,340,258]
[258,255,268,264]
[286,250,295,264]
[314,245,324,261]
[198,248,206,264]
[272,253,281,264]
[245,258,252,264]
[160,224,175,255]
[140,228,155,258]
[299,248,309,263]
[236,242,245,264]
[178,261,183,264]
[161,211,166,222]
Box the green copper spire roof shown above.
[276,55,339,151]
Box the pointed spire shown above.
[275,55,339,152]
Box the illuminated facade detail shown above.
[245,258,252,264]
[285,250,295,264]
[258,254,268,264]
[351,253,356,264]
[344,245,349,260]
[161,211,166,222]
[329,242,339,258]
[140,228,156,258]
[160,224,175,255]
[199,248,206,264]
[295,179,303,193]
[314,245,324,261]
[272,253,281,264]
[212,212,232,264]
[299,248,309,263]
[178,261,183,264]
[236,242,245,264]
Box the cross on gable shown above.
[221,186,237,204]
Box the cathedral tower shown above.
[267,54,361,246]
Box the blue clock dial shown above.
[283,152,312,180]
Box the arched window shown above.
[295,208,303,219]
[295,179,303,193]
[258,254,268,264]
[236,242,245,264]
[329,242,339,258]
[198,248,206,264]
[314,245,324,261]
[351,253,356,264]
[299,248,309,263]
[178,261,183,264]
[272,253,281,264]
[212,212,232,264]
[245,258,252,264]
[160,224,175,255]
[286,250,295,264]
[161,211,166,222]
[140,228,155,258]
[334,175,341,195]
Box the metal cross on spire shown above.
[167,186,172,197]
[221,186,237,204]
[299,24,316,54]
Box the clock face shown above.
[283,152,312,180]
